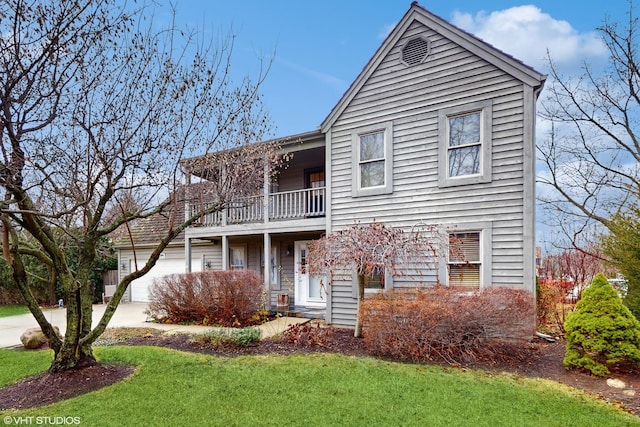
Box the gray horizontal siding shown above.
[329,281,358,327]
[327,20,534,320]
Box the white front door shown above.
[294,241,326,307]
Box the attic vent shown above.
[401,37,431,66]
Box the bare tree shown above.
[540,244,603,297]
[307,222,450,337]
[537,1,639,245]
[0,0,278,371]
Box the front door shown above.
[294,241,325,307]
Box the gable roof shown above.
[111,185,196,248]
[320,1,547,132]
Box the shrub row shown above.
[360,287,535,365]
[146,270,263,327]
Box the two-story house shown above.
[115,2,546,328]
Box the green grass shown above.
[0,305,29,318]
[1,347,638,427]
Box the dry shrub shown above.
[536,279,574,334]
[284,323,333,347]
[147,270,263,327]
[360,287,535,365]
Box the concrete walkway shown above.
[0,303,309,348]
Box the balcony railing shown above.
[189,187,325,227]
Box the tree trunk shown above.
[49,278,97,373]
[50,341,96,373]
[354,274,365,338]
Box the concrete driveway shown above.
[0,303,308,348]
[0,303,150,348]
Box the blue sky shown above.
[166,0,628,138]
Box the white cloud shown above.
[451,5,607,73]
[276,55,348,91]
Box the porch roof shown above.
[179,129,324,180]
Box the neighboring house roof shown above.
[320,1,547,132]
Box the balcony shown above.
[189,187,325,227]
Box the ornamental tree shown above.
[307,222,450,337]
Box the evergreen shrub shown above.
[564,273,640,376]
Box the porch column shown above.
[184,170,191,223]
[185,237,192,273]
[263,232,271,310]
[263,157,270,224]
[221,235,229,270]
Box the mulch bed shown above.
[0,364,134,410]
[1,327,638,417]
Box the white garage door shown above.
[130,258,202,302]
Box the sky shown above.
[163,0,627,138]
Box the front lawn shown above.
[0,347,637,426]
[0,305,28,318]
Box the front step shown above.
[273,305,325,320]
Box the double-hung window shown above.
[352,122,393,196]
[359,132,385,187]
[229,245,246,270]
[364,266,385,290]
[439,101,492,187]
[448,232,481,291]
[448,112,481,177]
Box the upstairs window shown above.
[359,131,385,188]
[352,122,393,197]
[438,101,492,187]
[448,112,481,177]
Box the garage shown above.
[129,257,201,302]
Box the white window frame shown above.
[448,231,481,291]
[351,122,393,197]
[438,101,492,187]
[440,222,492,291]
[352,268,394,298]
[229,244,247,271]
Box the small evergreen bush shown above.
[563,273,640,376]
[191,327,262,347]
